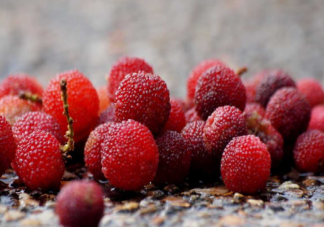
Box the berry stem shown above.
[236,67,248,77]
[60,79,75,156]
[18,92,43,104]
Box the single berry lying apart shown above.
[154,130,191,185]
[195,65,246,120]
[254,70,296,107]
[221,135,271,194]
[56,180,104,227]
[115,72,170,134]
[43,70,99,142]
[107,56,153,102]
[293,130,324,173]
[185,107,201,123]
[297,78,324,108]
[308,105,324,132]
[0,115,17,176]
[265,87,311,141]
[97,105,115,126]
[0,74,43,99]
[162,99,186,133]
[101,120,159,190]
[97,86,110,114]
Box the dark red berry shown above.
[12,131,65,190]
[293,130,324,173]
[0,115,16,176]
[195,65,246,120]
[56,180,104,227]
[297,78,324,108]
[115,72,170,134]
[162,99,186,133]
[185,107,202,123]
[97,86,110,114]
[43,70,99,142]
[107,57,153,102]
[308,105,324,132]
[244,71,267,103]
[101,120,159,190]
[244,102,266,119]
[97,105,115,126]
[154,130,191,185]
[254,70,296,107]
[221,135,271,194]
[265,88,311,141]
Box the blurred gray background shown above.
[0,0,324,98]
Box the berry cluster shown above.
[1,56,324,226]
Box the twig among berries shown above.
[236,66,248,76]
[18,92,43,104]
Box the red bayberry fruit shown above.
[244,71,267,103]
[43,70,99,142]
[0,115,16,176]
[56,180,104,227]
[221,135,271,194]
[97,86,110,114]
[195,65,246,120]
[244,102,266,119]
[115,72,170,134]
[254,70,296,107]
[12,130,65,190]
[0,74,43,99]
[12,111,64,144]
[185,107,202,123]
[101,120,159,190]
[293,130,324,173]
[162,99,186,133]
[265,88,311,141]
[172,98,188,112]
[107,57,154,102]
[96,105,115,126]
[204,106,247,170]
[186,59,226,106]
[308,105,324,132]
[297,78,324,108]
[154,131,191,185]
[0,95,41,125]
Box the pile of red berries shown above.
[1,56,324,226]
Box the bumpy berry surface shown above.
[97,105,115,126]
[265,88,311,141]
[154,131,191,185]
[0,116,16,176]
[162,99,186,133]
[244,102,266,119]
[0,74,43,99]
[84,122,119,180]
[97,86,110,114]
[0,95,41,125]
[244,71,267,103]
[185,107,201,123]
[182,121,214,178]
[195,65,246,120]
[101,120,159,190]
[115,72,170,134]
[56,180,104,227]
[221,135,271,194]
[297,78,324,108]
[12,131,65,190]
[254,70,296,107]
[293,130,324,173]
[172,98,188,112]
[203,106,247,169]
[308,105,324,132]
[43,70,99,142]
[107,57,154,102]
[12,111,64,144]
[186,59,225,106]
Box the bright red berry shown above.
[115,72,170,134]
[186,59,226,106]
[297,78,324,108]
[254,70,296,107]
[0,115,16,176]
[195,65,246,120]
[97,86,110,114]
[0,95,41,125]
[265,88,311,141]
[154,131,191,185]
[244,102,266,119]
[0,74,43,99]
[12,130,65,190]
[172,98,189,112]
[96,105,115,126]
[308,105,324,132]
[56,180,104,227]
[221,135,271,194]
[43,70,99,142]
[185,107,202,123]
[12,111,64,144]
[162,99,186,133]
[107,57,154,102]
[293,130,324,173]
[101,120,159,190]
